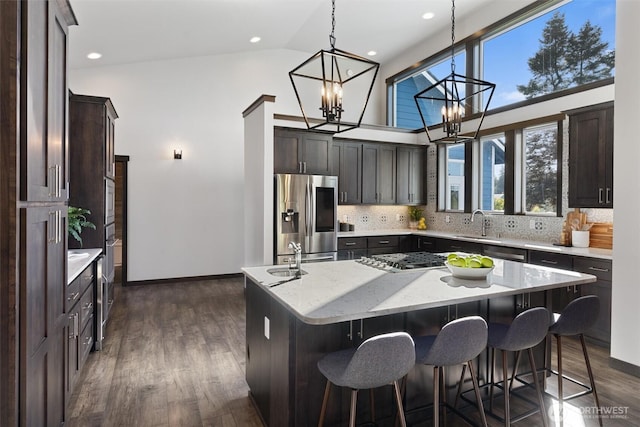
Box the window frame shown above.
[386,0,614,129]
[437,115,563,217]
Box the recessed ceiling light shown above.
[250,36,261,43]
[87,52,102,60]
[367,51,377,56]
[422,12,435,20]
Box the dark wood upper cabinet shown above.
[20,0,73,203]
[362,142,396,204]
[568,102,614,208]
[274,128,333,175]
[332,140,362,204]
[396,145,425,205]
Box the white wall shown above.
[71,49,381,280]
[611,0,640,369]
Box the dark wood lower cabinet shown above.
[245,277,550,427]
[21,206,68,427]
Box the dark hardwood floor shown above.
[66,277,640,426]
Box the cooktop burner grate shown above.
[369,252,448,269]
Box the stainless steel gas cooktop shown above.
[356,252,448,272]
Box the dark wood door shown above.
[301,132,332,175]
[397,146,425,205]
[377,144,396,204]
[361,144,378,204]
[337,141,362,204]
[274,129,301,174]
[362,143,396,204]
[21,0,70,203]
[21,206,68,427]
[569,105,614,208]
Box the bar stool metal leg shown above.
[580,334,603,427]
[528,348,548,427]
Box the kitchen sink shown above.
[267,268,307,277]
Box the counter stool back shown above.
[487,307,550,427]
[317,331,415,427]
[414,315,488,427]
[548,295,602,426]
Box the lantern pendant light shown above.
[414,0,495,144]
[289,0,380,134]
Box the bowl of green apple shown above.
[444,253,494,280]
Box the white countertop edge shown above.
[337,229,612,260]
[243,260,597,326]
[68,248,102,284]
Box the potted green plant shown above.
[68,206,96,246]
[408,206,423,229]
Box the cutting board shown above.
[590,222,613,249]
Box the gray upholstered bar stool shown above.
[548,295,602,426]
[487,307,550,427]
[317,331,415,427]
[414,315,489,427]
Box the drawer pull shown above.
[588,266,610,273]
[378,240,390,244]
[345,242,356,246]
[67,292,79,302]
[83,302,94,310]
[540,260,558,265]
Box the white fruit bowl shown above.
[445,261,494,280]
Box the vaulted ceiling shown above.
[68,0,495,69]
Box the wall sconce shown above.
[173,149,182,159]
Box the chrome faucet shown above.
[288,242,302,276]
[471,209,487,237]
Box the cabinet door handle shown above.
[588,266,610,273]
[68,292,80,302]
[56,164,61,198]
[540,259,558,265]
[606,187,611,204]
[378,240,390,244]
[68,315,75,339]
[303,162,307,173]
[345,242,356,246]
[598,188,604,204]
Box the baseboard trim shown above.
[126,273,243,286]
[609,356,640,378]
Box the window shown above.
[479,134,506,212]
[523,124,558,214]
[393,51,466,130]
[388,0,616,126]
[484,0,616,108]
[441,144,465,211]
[437,120,560,215]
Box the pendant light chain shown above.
[450,0,456,74]
[330,0,336,49]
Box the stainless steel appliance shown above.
[275,174,338,264]
[357,252,448,272]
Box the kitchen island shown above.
[242,259,596,427]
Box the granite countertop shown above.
[337,229,613,260]
[68,248,102,285]
[242,258,596,325]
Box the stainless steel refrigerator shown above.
[274,174,338,265]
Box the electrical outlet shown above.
[445,215,451,223]
[529,219,535,229]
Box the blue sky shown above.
[484,0,616,107]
